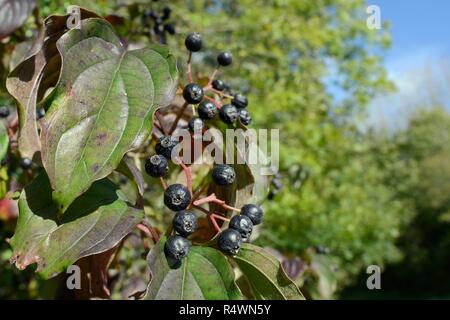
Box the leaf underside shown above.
[10,172,143,279]
[6,9,100,159]
[0,0,36,39]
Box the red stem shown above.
[205,87,234,99]
[193,193,240,212]
[211,213,230,222]
[203,95,222,108]
[193,193,222,206]
[176,157,193,196]
[209,214,222,233]
[207,68,219,87]
[169,102,189,134]
[155,111,168,135]
[159,177,167,190]
[187,52,193,83]
[137,223,160,244]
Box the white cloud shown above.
[366,47,450,131]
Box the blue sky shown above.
[366,0,450,129]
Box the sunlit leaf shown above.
[142,237,242,300]
[232,243,305,300]
[40,18,178,211]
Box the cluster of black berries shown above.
[217,204,264,255]
[144,135,196,261]
[142,32,264,263]
[142,6,175,43]
[183,33,253,131]
[268,173,283,200]
[145,147,264,260]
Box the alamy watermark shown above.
[66,265,81,290]
[366,265,381,290]
[366,5,381,30]
[67,6,81,30]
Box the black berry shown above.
[197,101,217,120]
[232,94,248,109]
[183,83,204,104]
[218,229,242,255]
[239,108,252,126]
[165,235,191,261]
[315,245,330,255]
[241,204,264,225]
[229,215,253,242]
[162,7,171,20]
[20,158,33,170]
[272,177,283,190]
[219,104,238,124]
[155,135,179,159]
[212,79,225,91]
[164,184,191,211]
[173,211,198,237]
[217,52,233,67]
[185,32,202,52]
[164,23,175,35]
[0,106,10,118]
[36,108,45,120]
[212,164,235,186]
[145,154,169,177]
[188,117,204,133]
[267,189,279,200]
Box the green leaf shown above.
[232,243,305,300]
[10,172,143,279]
[40,18,178,211]
[0,0,36,39]
[6,9,100,159]
[143,237,242,300]
[0,121,8,161]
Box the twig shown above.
[206,67,219,87]
[176,157,193,196]
[203,95,222,108]
[193,193,241,212]
[209,214,222,233]
[187,52,193,83]
[169,102,189,134]
[204,87,234,99]
[211,213,230,222]
[155,111,168,135]
[159,177,168,190]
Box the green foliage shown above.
[342,107,450,298]
[233,244,305,300]
[143,237,243,300]
[1,2,298,300]
[2,0,447,300]
[163,0,403,293]
[0,121,8,161]
[379,108,450,296]
[10,172,143,279]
